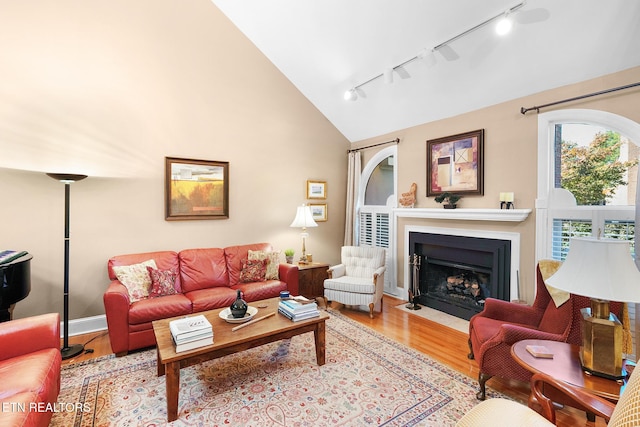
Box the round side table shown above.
[511,339,626,421]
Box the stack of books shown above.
[278,297,319,322]
[169,315,213,353]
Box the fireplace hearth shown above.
[409,231,511,321]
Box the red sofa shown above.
[0,313,62,427]
[103,243,299,356]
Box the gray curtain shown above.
[344,151,361,246]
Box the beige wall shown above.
[0,0,349,320]
[353,66,640,303]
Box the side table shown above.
[297,262,330,300]
[511,339,626,421]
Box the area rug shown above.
[51,310,507,426]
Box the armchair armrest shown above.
[373,266,386,284]
[327,264,345,279]
[0,313,60,361]
[530,372,615,424]
[474,298,542,326]
[499,324,565,345]
[278,263,299,296]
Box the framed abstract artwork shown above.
[165,157,229,220]
[426,129,484,196]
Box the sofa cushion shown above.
[147,267,179,297]
[324,276,376,295]
[248,249,281,280]
[225,243,272,287]
[179,248,228,292]
[239,258,267,283]
[108,251,182,296]
[128,294,192,325]
[112,259,157,302]
[186,287,237,312]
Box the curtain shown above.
[344,151,361,246]
[634,170,640,357]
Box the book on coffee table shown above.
[173,335,214,353]
[526,344,554,359]
[169,315,212,341]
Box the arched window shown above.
[536,109,640,261]
[358,146,397,293]
[537,109,640,356]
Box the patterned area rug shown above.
[51,310,506,426]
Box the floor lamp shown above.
[47,173,87,360]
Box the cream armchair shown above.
[323,246,386,318]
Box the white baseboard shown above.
[61,314,108,338]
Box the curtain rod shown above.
[520,82,640,115]
[348,138,400,153]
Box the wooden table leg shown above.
[157,350,165,376]
[314,321,326,366]
[166,361,180,422]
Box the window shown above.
[537,110,640,357]
[357,146,397,294]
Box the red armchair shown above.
[468,260,625,400]
[0,313,62,427]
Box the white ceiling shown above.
[211,0,640,142]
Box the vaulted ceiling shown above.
[211,0,640,142]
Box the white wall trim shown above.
[62,314,107,338]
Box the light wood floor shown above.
[62,295,605,426]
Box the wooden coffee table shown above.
[512,339,626,420]
[152,297,329,422]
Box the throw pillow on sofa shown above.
[248,249,281,280]
[112,259,157,302]
[147,266,180,297]
[239,258,267,283]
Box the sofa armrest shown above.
[473,297,541,326]
[279,263,299,296]
[531,372,615,424]
[328,264,345,279]
[0,313,60,361]
[103,280,131,355]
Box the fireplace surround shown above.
[405,226,520,321]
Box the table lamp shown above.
[289,204,317,264]
[546,237,640,379]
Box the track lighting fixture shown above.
[495,12,513,35]
[342,1,526,101]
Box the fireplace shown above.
[408,230,514,321]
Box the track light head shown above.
[383,68,393,84]
[418,48,437,67]
[344,88,358,101]
[495,13,513,35]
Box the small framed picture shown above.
[306,180,327,199]
[309,203,327,222]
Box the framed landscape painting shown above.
[426,129,484,197]
[165,157,229,220]
[309,203,327,222]
[306,180,327,199]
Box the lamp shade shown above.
[290,204,318,229]
[546,237,640,303]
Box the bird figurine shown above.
[399,182,417,208]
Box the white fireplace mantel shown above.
[393,208,531,222]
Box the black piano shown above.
[0,251,32,322]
